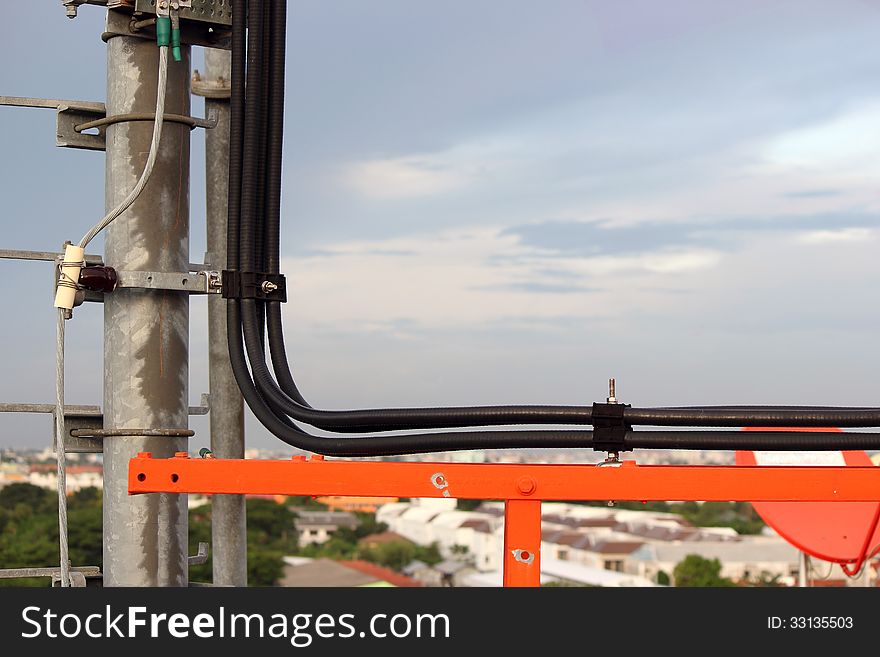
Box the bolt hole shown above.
[520,551,530,560]
[181,278,187,286]
[171,473,179,483]
[137,473,146,482]
[147,275,153,282]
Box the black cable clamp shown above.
[221,270,287,302]
[591,402,632,453]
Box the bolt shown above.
[516,476,537,495]
[66,5,77,19]
[261,281,278,294]
[607,377,617,403]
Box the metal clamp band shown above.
[591,402,632,453]
[221,270,287,302]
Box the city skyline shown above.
[1,1,879,450]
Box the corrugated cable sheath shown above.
[239,0,264,275]
[229,301,596,455]
[226,0,245,270]
[624,407,880,427]
[627,431,880,450]
[227,0,880,453]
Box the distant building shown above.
[377,499,812,586]
[294,511,359,545]
[26,463,103,492]
[279,557,421,587]
[316,496,399,513]
[629,539,800,584]
[357,531,413,550]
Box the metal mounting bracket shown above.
[0,96,218,152]
[0,566,102,587]
[129,0,230,26]
[115,270,223,295]
[0,395,210,454]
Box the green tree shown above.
[0,483,54,512]
[360,541,416,571]
[414,542,442,566]
[656,570,670,586]
[673,555,735,587]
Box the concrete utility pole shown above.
[102,15,192,586]
[798,551,809,587]
[198,48,247,587]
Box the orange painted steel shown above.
[130,454,880,502]
[503,500,542,587]
[129,453,880,588]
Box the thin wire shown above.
[840,501,880,577]
[809,557,834,581]
[54,308,70,588]
[77,45,170,249]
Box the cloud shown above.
[282,224,723,333]
[344,157,471,199]
[502,212,880,257]
[797,227,876,244]
[761,101,880,174]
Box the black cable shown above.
[225,0,880,454]
[227,301,595,455]
[624,407,880,428]
[226,0,246,271]
[627,431,880,451]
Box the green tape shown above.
[156,16,171,47]
[171,26,182,62]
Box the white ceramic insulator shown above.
[54,244,84,310]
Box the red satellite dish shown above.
[736,428,880,564]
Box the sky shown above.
[0,1,879,451]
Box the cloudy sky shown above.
[1,1,879,450]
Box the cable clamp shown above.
[591,402,632,453]
[221,270,287,302]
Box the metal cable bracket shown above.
[591,402,632,453]
[221,270,287,302]
[74,108,218,134]
[0,96,217,151]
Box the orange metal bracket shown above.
[129,453,880,587]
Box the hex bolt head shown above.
[516,476,537,495]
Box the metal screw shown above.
[66,5,78,19]
[261,281,278,294]
[607,377,617,403]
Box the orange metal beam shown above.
[503,500,541,587]
[129,453,880,502]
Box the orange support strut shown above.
[503,500,542,587]
[129,453,880,587]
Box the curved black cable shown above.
[226,0,880,455]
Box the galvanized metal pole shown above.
[199,48,248,587]
[102,17,191,587]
